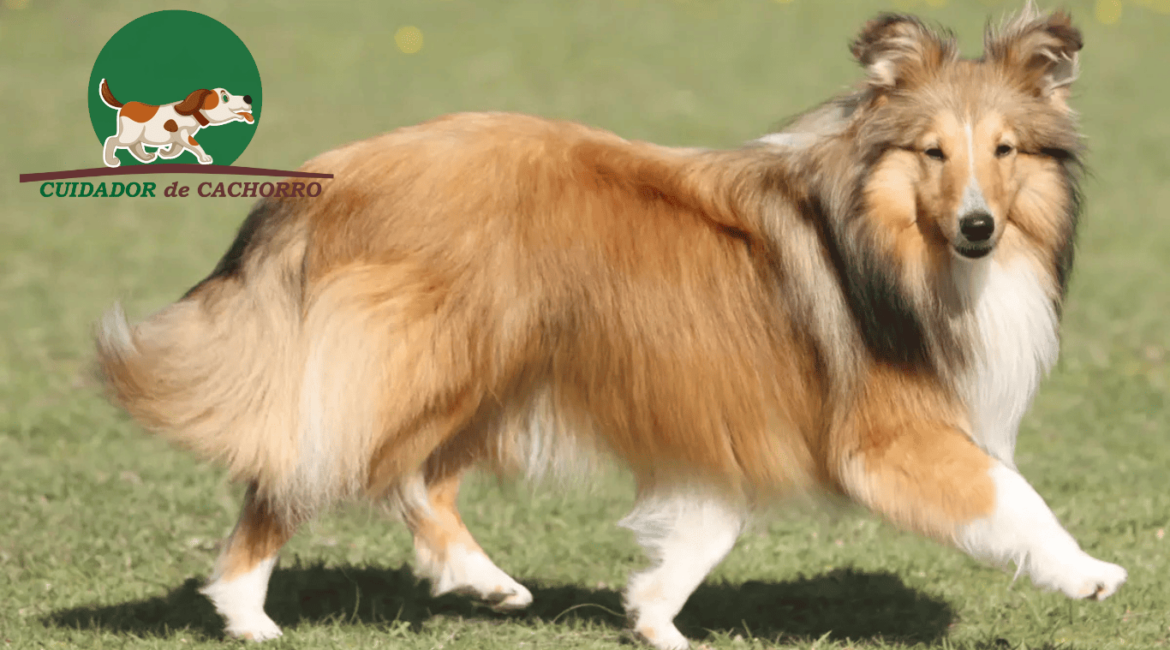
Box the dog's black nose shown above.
[960,212,995,242]
[243,95,252,104]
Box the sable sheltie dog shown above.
[96,4,1127,648]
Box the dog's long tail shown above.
[94,199,394,521]
[99,79,122,109]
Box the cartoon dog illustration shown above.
[99,79,254,167]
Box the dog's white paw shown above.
[424,545,533,610]
[224,611,283,642]
[1056,555,1128,600]
[198,156,214,165]
[627,575,692,650]
[1031,549,1127,601]
[201,557,282,642]
[484,578,534,611]
[633,620,690,650]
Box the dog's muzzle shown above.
[955,211,995,259]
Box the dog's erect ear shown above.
[985,2,1082,108]
[851,14,957,91]
[175,89,213,126]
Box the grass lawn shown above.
[2,0,1167,648]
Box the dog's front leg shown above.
[179,129,214,164]
[129,141,157,163]
[838,382,1127,600]
[954,461,1128,599]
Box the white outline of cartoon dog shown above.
[99,79,255,167]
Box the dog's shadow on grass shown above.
[45,563,955,645]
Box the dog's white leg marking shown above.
[957,462,1127,600]
[415,542,534,610]
[200,555,283,641]
[397,474,532,610]
[621,491,745,650]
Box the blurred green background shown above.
[1,1,1167,648]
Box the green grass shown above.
[2,0,1168,648]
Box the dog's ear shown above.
[985,2,1082,109]
[175,89,212,115]
[851,14,957,91]
[175,89,213,126]
[202,91,220,111]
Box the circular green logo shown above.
[88,10,261,168]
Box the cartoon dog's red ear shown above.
[175,89,213,126]
[851,14,958,91]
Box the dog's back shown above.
[96,112,821,522]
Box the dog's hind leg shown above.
[158,140,185,159]
[103,120,146,167]
[201,482,296,641]
[837,377,1127,601]
[129,141,156,163]
[396,454,533,610]
[102,135,121,167]
[620,487,746,650]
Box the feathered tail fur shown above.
[94,200,397,522]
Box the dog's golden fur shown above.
[96,4,1119,646]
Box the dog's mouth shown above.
[953,243,994,260]
[235,111,254,123]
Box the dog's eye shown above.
[924,147,946,161]
[995,144,1015,158]
[221,93,228,103]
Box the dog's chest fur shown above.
[956,258,1060,466]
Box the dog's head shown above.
[850,3,1082,264]
[175,88,255,127]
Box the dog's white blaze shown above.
[958,258,1059,464]
[957,463,1127,599]
[200,555,283,641]
[621,489,745,650]
[958,122,992,218]
[965,122,975,170]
